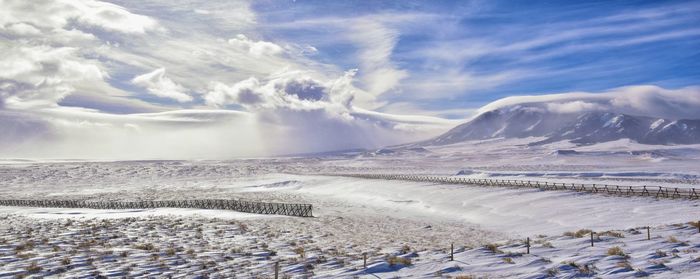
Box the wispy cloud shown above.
[0,0,697,158]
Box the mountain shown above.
[424,105,700,146]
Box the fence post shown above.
[647,226,651,240]
[590,231,594,247]
[274,261,279,279]
[526,237,530,254]
[363,252,367,268]
[450,243,454,261]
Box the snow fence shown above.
[0,199,313,217]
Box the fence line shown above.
[337,173,700,199]
[0,199,313,217]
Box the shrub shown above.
[25,261,41,274]
[502,257,514,264]
[607,246,626,257]
[293,247,305,258]
[563,229,592,238]
[655,250,667,257]
[387,256,411,266]
[15,241,35,253]
[484,243,502,254]
[566,261,579,268]
[134,243,155,251]
[599,231,625,238]
[16,253,35,259]
[668,236,679,243]
[616,261,632,270]
[400,245,411,254]
[564,261,596,275]
[61,257,71,266]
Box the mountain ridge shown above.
[422,106,700,146]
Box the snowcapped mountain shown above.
[425,104,700,146]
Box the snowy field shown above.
[1,145,700,278]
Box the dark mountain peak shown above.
[424,105,700,147]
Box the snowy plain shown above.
[1,139,700,278]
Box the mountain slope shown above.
[425,106,700,146]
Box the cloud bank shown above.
[1,0,697,159]
[0,0,457,159]
[479,85,700,120]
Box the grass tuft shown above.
[387,255,412,266]
[484,243,502,254]
[564,229,592,238]
[607,246,626,257]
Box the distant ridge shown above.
[423,106,700,146]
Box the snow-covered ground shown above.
[1,144,700,278]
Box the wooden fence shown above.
[339,173,700,199]
[0,199,313,217]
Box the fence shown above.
[0,199,313,217]
[338,173,700,199]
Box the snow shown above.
[650,119,666,130]
[1,142,700,277]
[603,115,623,128]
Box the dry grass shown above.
[400,244,411,254]
[387,255,412,266]
[165,248,176,256]
[607,246,626,257]
[564,229,592,238]
[616,261,633,270]
[564,261,596,275]
[293,246,305,258]
[25,261,41,274]
[483,243,502,254]
[599,230,625,238]
[134,243,155,251]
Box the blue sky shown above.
[253,0,700,117]
[1,0,699,158]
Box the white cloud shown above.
[0,0,162,34]
[546,101,604,114]
[2,22,42,36]
[0,44,105,109]
[479,85,700,120]
[132,68,192,103]
[0,0,454,159]
[228,34,284,57]
[5,1,695,159]
[348,19,408,98]
[205,70,357,114]
[0,0,170,113]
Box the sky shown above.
[0,0,698,159]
